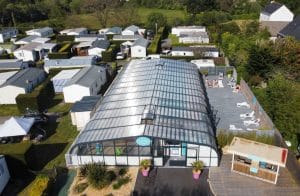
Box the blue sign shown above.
[136,137,151,146]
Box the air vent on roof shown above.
[141,104,156,125]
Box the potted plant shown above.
[191,160,204,180]
[140,159,151,177]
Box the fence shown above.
[239,79,300,185]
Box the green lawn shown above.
[0,104,20,116]
[168,34,179,45]
[137,8,186,24]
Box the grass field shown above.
[34,8,187,29]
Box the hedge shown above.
[56,35,75,42]
[20,175,51,196]
[0,53,11,59]
[16,78,55,113]
[48,52,70,59]
[147,26,165,54]
[102,44,117,62]
[0,142,32,165]
[58,43,72,53]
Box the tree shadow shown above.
[26,143,68,171]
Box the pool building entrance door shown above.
[163,140,187,167]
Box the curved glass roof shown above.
[69,59,217,153]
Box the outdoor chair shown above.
[243,118,260,127]
[240,111,255,119]
[218,80,224,88]
[229,124,243,131]
[237,102,250,108]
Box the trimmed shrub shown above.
[79,164,89,178]
[118,167,128,177]
[58,43,72,53]
[48,52,70,59]
[102,45,117,62]
[73,182,88,194]
[86,163,110,189]
[112,176,131,190]
[16,78,55,113]
[27,175,51,196]
[0,53,11,59]
[56,35,75,42]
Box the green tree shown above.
[146,12,167,31]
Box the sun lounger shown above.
[229,124,243,131]
[237,102,250,108]
[240,111,255,119]
[244,118,260,127]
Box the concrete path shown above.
[134,168,213,196]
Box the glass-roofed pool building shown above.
[65,59,219,167]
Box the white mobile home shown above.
[122,25,139,36]
[14,35,39,45]
[171,47,194,56]
[0,156,10,194]
[60,28,88,36]
[70,95,101,130]
[0,59,28,70]
[88,40,110,57]
[179,32,209,44]
[63,65,107,103]
[44,56,97,73]
[25,27,53,37]
[131,38,149,58]
[0,68,45,104]
[0,71,18,85]
[259,2,294,22]
[13,42,43,61]
[172,26,206,36]
[51,69,80,93]
[0,28,18,43]
[74,34,107,42]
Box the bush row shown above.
[147,27,165,54]
[16,77,55,113]
[102,44,118,62]
[56,35,75,42]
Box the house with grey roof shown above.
[25,27,53,37]
[60,28,88,36]
[0,59,28,70]
[14,35,40,45]
[70,95,101,130]
[131,38,149,58]
[88,40,110,57]
[106,27,122,35]
[122,25,140,36]
[0,68,46,104]
[278,15,300,41]
[74,34,107,42]
[259,2,293,22]
[63,65,107,103]
[179,31,209,44]
[113,34,143,41]
[171,26,206,36]
[44,55,97,73]
[0,28,18,43]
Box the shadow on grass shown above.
[2,156,35,195]
[26,143,68,171]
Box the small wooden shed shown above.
[228,137,288,184]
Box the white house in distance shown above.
[51,69,80,93]
[179,32,209,44]
[122,25,139,36]
[70,95,101,130]
[171,26,206,36]
[88,40,110,57]
[0,155,10,194]
[0,68,46,104]
[113,35,143,41]
[259,2,294,22]
[104,27,122,35]
[63,65,107,103]
[131,38,149,58]
[44,56,97,73]
[0,28,18,43]
[25,27,53,37]
[60,28,88,36]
